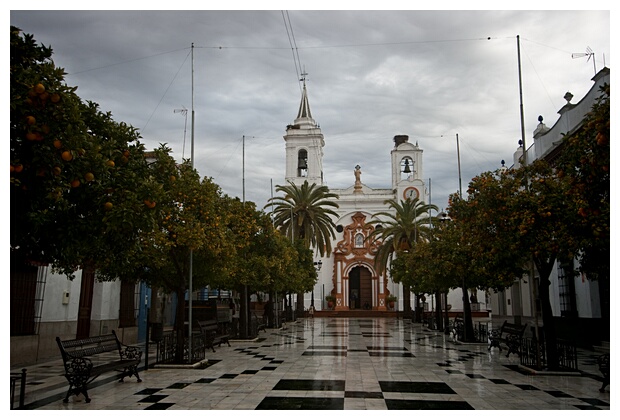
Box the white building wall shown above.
[40,268,82,322]
[90,279,121,336]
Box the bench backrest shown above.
[198,320,218,332]
[56,332,121,361]
[501,321,526,335]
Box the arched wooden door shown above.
[349,266,372,310]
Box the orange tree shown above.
[10,26,154,279]
[556,84,610,335]
[391,220,470,334]
[134,146,233,361]
[224,207,315,336]
[449,159,576,366]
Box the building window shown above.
[297,149,308,177]
[558,261,577,317]
[10,263,45,336]
[354,233,364,248]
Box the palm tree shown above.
[366,197,438,317]
[266,180,340,315]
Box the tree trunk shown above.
[239,286,249,339]
[444,293,450,334]
[462,285,476,342]
[534,255,559,370]
[414,293,423,322]
[403,285,412,319]
[296,292,304,317]
[435,291,443,330]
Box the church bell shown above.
[298,157,308,170]
[403,158,411,173]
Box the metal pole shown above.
[456,133,462,198]
[517,35,541,366]
[242,135,245,204]
[517,35,527,165]
[188,42,194,361]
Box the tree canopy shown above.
[266,180,340,257]
[10,26,154,279]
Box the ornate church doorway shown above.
[349,266,373,310]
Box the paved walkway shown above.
[11,317,610,410]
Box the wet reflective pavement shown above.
[16,317,610,410]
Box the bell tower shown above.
[284,79,324,186]
[391,135,426,203]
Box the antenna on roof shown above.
[572,46,596,76]
[174,107,188,160]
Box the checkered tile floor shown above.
[12,317,610,410]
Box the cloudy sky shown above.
[10,6,612,212]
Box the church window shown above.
[354,233,364,248]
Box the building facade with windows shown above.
[490,67,610,346]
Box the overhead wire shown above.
[140,48,192,135]
[281,10,305,90]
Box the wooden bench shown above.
[597,353,609,392]
[56,331,142,403]
[488,321,527,357]
[198,319,230,352]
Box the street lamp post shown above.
[312,260,322,309]
[437,211,452,335]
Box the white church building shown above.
[282,81,484,313]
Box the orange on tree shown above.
[34,83,45,94]
[106,159,115,167]
[104,202,113,211]
[53,139,62,149]
[70,179,80,188]
[26,131,38,141]
[61,150,73,161]
[25,115,36,125]
[84,172,95,182]
[50,93,60,103]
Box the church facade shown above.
[283,82,427,311]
